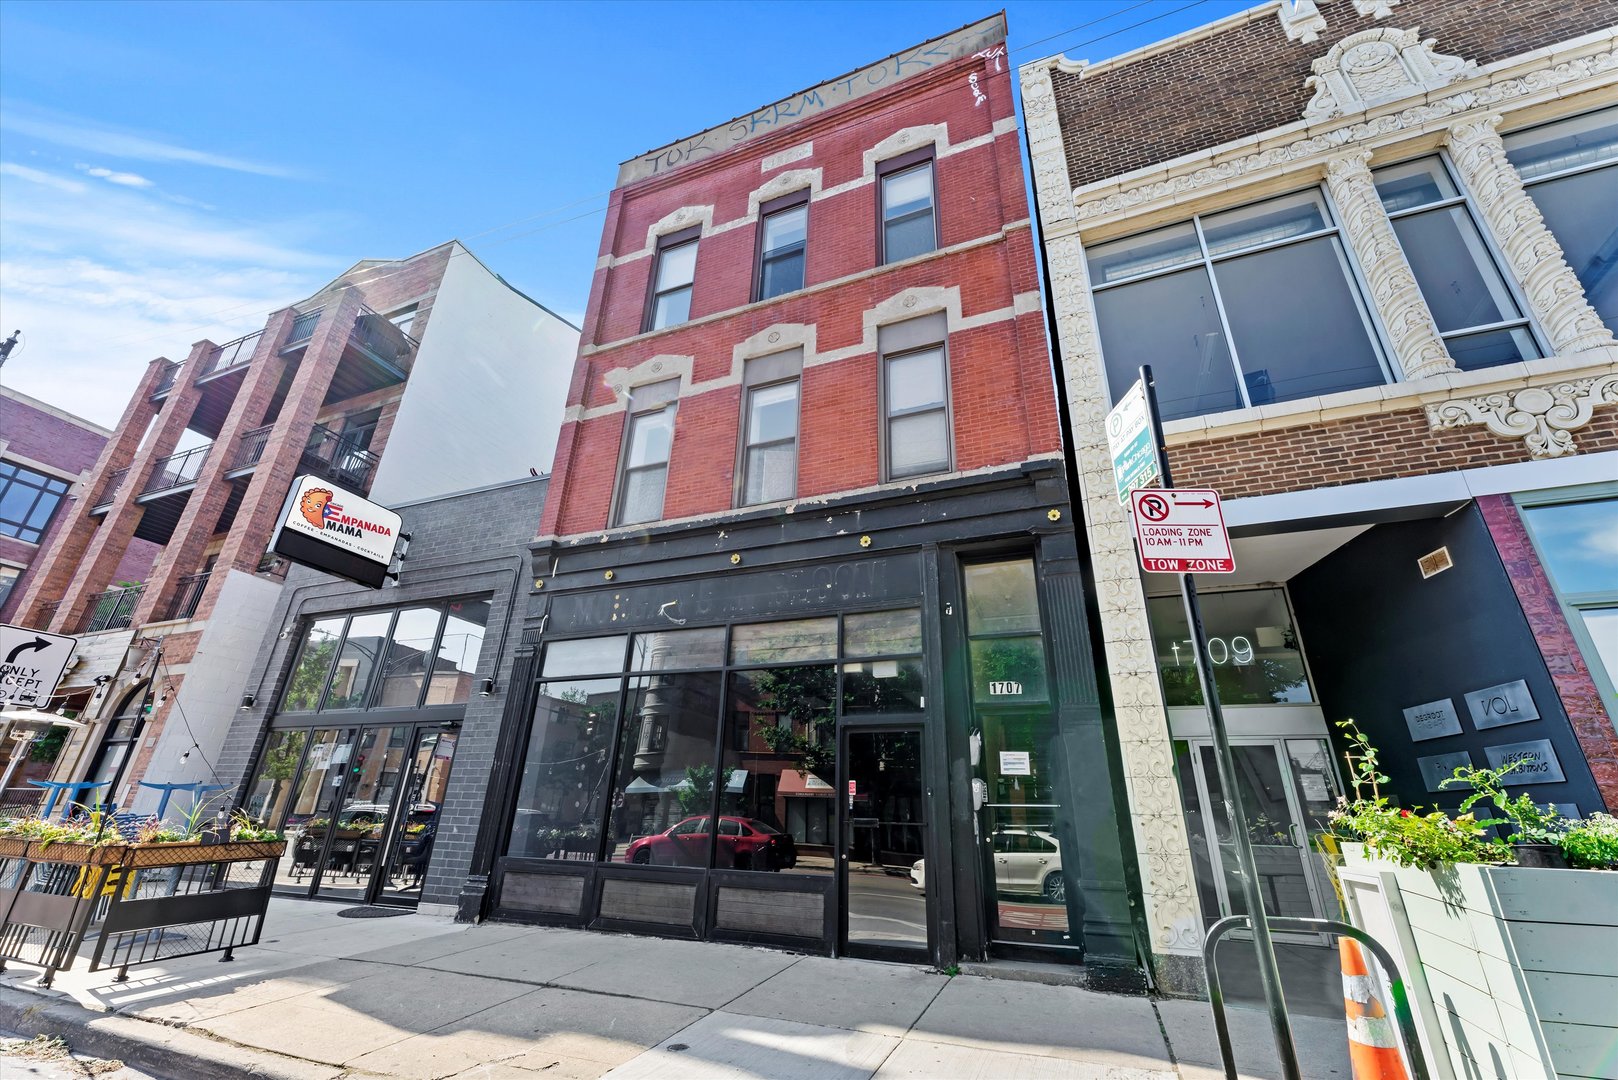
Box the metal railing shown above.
[80,585,145,633]
[151,361,183,397]
[141,444,210,496]
[284,308,323,347]
[165,571,211,622]
[301,424,380,493]
[351,307,419,373]
[92,468,129,510]
[32,600,61,630]
[232,424,275,470]
[197,330,262,379]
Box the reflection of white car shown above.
[910,859,925,892]
[992,828,1064,902]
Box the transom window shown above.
[1374,156,1542,370]
[645,229,699,332]
[1088,190,1390,422]
[281,600,490,713]
[756,196,808,301]
[880,155,937,264]
[1504,107,1618,333]
[0,461,71,544]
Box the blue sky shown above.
[0,0,1247,426]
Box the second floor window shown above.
[756,195,808,301]
[880,313,951,481]
[616,380,679,526]
[880,153,937,264]
[1503,106,1618,333]
[741,381,799,505]
[1374,156,1541,370]
[0,461,71,544]
[1088,190,1389,422]
[646,229,699,332]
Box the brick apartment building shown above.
[1022,0,1617,990]
[0,384,157,798]
[458,15,1144,976]
[11,241,577,816]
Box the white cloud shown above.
[0,161,86,194]
[80,164,155,188]
[0,158,336,426]
[1,105,301,179]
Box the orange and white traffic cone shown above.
[1340,938,1410,1080]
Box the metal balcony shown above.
[80,585,144,634]
[281,308,324,350]
[141,445,210,498]
[151,361,183,400]
[301,424,380,494]
[165,571,211,622]
[195,330,262,381]
[231,425,275,472]
[90,468,129,513]
[350,306,419,376]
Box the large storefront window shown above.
[506,611,926,877]
[279,600,491,713]
[1148,588,1311,706]
[1519,495,1618,719]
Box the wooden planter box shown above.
[1337,846,1618,1080]
[0,839,286,868]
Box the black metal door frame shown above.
[365,722,458,908]
[837,723,932,963]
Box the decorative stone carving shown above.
[1304,28,1475,121]
[1074,41,1616,222]
[1353,0,1399,18]
[1446,114,1617,356]
[1428,373,1618,457]
[644,205,713,250]
[1323,150,1456,380]
[1278,0,1327,45]
[1017,63,1076,231]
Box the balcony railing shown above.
[151,361,183,398]
[301,424,380,494]
[142,445,210,497]
[197,330,262,380]
[165,571,211,622]
[232,424,275,471]
[351,307,419,374]
[92,468,129,511]
[284,308,323,348]
[81,585,144,634]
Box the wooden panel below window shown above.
[715,885,824,938]
[598,878,696,926]
[501,872,585,915]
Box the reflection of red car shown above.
[625,816,797,870]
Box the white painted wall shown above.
[368,245,578,506]
[133,569,283,817]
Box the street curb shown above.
[0,985,344,1080]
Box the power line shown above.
[1010,0,1158,56]
[1018,0,1219,60]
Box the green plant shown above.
[675,765,715,816]
[1442,761,1563,843]
[136,818,190,844]
[228,809,282,843]
[1327,720,1510,869]
[1559,813,1618,869]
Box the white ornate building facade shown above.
[1021,0,1617,991]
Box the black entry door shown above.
[841,728,929,959]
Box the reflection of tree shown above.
[971,639,1044,690]
[1158,656,1307,707]
[843,662,923,713]
[676,764,714,815]
[285,636,337,710]
[257,731,306,820]
[753,666,835,775]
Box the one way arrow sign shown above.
[0,623,78,708]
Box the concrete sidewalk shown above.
[0,899,1351,1080]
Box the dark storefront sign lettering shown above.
[548,557,922,635]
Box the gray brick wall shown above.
[216,475,547,909]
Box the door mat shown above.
[337,906,411,919]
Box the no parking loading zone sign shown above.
[1129,488,1236,574]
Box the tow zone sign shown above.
[1129,489,1236,574]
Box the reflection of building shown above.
[216,475,548,911]
[462,16,1142,976]
[1023,0,1617,990]
[10,244,577,815]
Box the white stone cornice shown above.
[1427,370,1618,458]
[1303,26,1474,121]
[1445,113,1617,357]
[1322,149,1455,380]
[1070,33,1617,226]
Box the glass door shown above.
[1175,738,1341,936]
[273,727,354,896]
[842,728,928,959]
[313,725,410,902]
[372,727,457,905]
[977,713,1075,949]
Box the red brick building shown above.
[470,16,1142,977]
[11,242,576,816]
[1022,0,1617,992]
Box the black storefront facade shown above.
[459,462,1147,974]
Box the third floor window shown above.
[880,155,937,264]
[646,230,699,332]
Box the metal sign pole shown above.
[1138,365,1300,1080]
